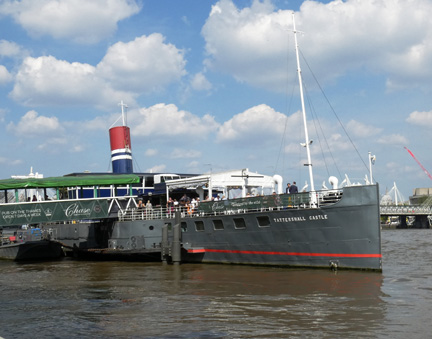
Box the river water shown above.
[0,229,431,338]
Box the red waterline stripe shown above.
[187,248,382,258]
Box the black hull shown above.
[0,240,63,261]
[51,185,381,270]
[185,185,381,270]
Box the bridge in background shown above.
[380,205,432,228]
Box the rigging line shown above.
[106,156,112,172]
[303,81,342,179]
[299,50,369,172]
[133,155,142,173]
[303,82,330,178]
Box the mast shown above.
[292,13,316,205]
[119,100,128,126]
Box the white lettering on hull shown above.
[273,214,328,223]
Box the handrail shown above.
[380,205,432,215]
[119,189,344,221]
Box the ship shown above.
[0,15,382,270]
[0,227,63,261]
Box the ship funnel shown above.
[109,101,133,173]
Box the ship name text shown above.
[273,214,328,223]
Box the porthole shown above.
[212,219,224,230]
[257,216,270,227]
[195,220,205,231]
[234,218,246,229]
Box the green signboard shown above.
[0,199,109,226]
[198,193,310,213]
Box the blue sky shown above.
[1,0,431,201]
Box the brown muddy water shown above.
[0,229,431,338]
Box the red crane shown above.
[404,146,432,181]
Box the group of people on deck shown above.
[166,194,200,216]
[136,182,299,217]
[137,199,153,213]
[285,182,298,194]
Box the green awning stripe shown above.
[0,174,140,190]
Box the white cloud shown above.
[190,72,212,91]
[97,34,186,93]
[202,0,432,92]
[216,104,291,144]
[377,134,408,146]
[146,164,166,173]
[0,65,12,84]
[0,0,141,44]
[406,110,432,127]
[130,103,219,139]
[9,56,129,108]
[9,33,187,109]
[67,115,114,132]
[0,108,6,122]
[203,0,288,91]
[7,110,63,137]
[187,160,200,170]
[36,137,68,150]
[181,16,190,26]
[0,40,27,59]
[145,149,158,157]
[4,110,107,156]
[0,156,22,165]
[170,148,201,159]
[347,120,382,138]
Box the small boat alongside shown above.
[0,227,63,261]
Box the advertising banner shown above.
[198,193,310,213]
[0,199,109,226]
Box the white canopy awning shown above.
[165,168,281,199]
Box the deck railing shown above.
[118,189,344,221]
[380,205,432,215]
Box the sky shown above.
[0,0,432,202]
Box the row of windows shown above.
[174,215,271,232]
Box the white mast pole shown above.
[292,13,316,205]
[119,100,128,126]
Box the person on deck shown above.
[289,182,298,194]
[167,197,174,215]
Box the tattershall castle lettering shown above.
[274,214,328,223]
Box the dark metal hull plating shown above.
[0,240,63,261]
[52,185,382,270]
[179,185,382,270]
